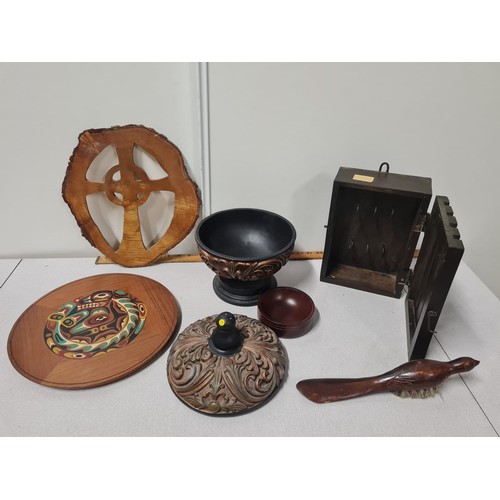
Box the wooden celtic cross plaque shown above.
[63,125,201,267]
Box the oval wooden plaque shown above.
[8,274,179,389]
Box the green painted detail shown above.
[44,290,146,359]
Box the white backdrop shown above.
[0,62,202,257]
[1,62,499,298]
[208,63,500,298]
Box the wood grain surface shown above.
[8,274,179,389]
[63,125,201,267]
[95,250,325,264]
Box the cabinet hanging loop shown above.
[379,162,390,173]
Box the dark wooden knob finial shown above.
[208,312,244,356]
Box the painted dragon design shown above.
[44,289,146,359]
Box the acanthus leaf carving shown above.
[167,314,287,415]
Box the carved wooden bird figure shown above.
[296,357,479,404]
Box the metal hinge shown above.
[414,212,429,232]
[427,310,438,335]
[399,268,414,287]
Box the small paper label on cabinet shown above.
[353,174,374,183]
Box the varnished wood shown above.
[320,166,432,297]
[406,196,464,360]
[296,357,479,404]
[95,251,326,264]
[63,125,201,267]
[8,274,179,389]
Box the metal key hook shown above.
[379,162,390,173]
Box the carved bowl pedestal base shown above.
[167,314,287,415]
[195,208,296,306]
[213,276,277,306]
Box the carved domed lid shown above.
[167,314,287,415]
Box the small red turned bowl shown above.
[257,287,315,338]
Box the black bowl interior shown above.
[196,209,296,261]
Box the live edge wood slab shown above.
[62,125,201,268]
[8,274,179,389]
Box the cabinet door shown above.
[406,196,464,360]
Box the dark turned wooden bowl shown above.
[196,208,296,306]
[258,287,316,338]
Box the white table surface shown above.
[0,257,498,437]
[0,259,20,288]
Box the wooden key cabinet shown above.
[320,165,464,360]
